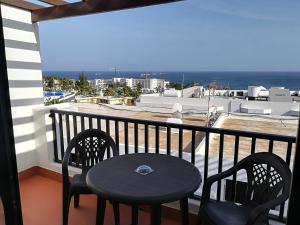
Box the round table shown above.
[86,153,202,225]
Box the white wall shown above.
[138,95,300,116]
[32,103,78,174]
[1,4,44,171]
[269,88,292,102]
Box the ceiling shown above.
[0,0,182,22]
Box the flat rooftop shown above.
[75,103,207,125]
[66,103,207,152]
[61,104,297,157]
[210,114,298,162]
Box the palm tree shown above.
[123,85,132,97]
[104,87,114,96]
[207,81,217,126]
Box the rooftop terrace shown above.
[209,114,297,162]
[67,103,207,152]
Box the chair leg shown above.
[112,202,120,225]
[63,195,71,225]
[74,193,80,208]
[132,205,138,225]
[96,197,106,225]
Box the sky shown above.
[38,0,300,71]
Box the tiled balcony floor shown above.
[19,174,198,225]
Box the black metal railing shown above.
[50,109,296,222]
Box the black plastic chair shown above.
[198,152,291,225]
[62,129,120,225]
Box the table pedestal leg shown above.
[96,197,106,225]
[180,198,189,225]
[151,205,161,225]
[131,205,138,225]
[112,202,120,225]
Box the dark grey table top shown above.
[86,153,202,204]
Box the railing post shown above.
[155,125,160,154]
[134,123,139,153]
[217,134,224,201]
[115,120,119,151]
[58,113,65,161]
[204,131,210,180]
[232,135,240,202]
[191,130,196,164]
[144,124,149,153]
[106,120,111,158]
[166,127,171,155]
[66,115,71,144]
[50,111,59,162]
[178,128,183,158]
[287,114,300,225]
[124,122,129,154]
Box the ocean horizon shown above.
[43,71,300,90]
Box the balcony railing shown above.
[50,108,297,223]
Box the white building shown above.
[199,85,296,102]
[112,77,126,84]
[113,77,169,92]
[248,86,293,102]
[90,79,109,89]
[203,89,248,98]
[129,78,168,91]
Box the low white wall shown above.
[196,113,227,155]
[32,103,81,175]
[138,95,300,116]
[16,150,37,172]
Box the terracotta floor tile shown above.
[16,175,197,225]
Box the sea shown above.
[43,71,300,90]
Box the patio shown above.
[17,171,198,225]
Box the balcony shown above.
[0,1,299,225]
[2,102,295,225]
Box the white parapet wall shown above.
[1,4,44,171]
[32,103,82,175]
[138,95,300,116]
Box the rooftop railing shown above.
[50,108,296,223]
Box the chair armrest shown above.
[107,135,119,157]
[201,166,238,206]
[246,194,289,225]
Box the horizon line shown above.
[42,70,300,73]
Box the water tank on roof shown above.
[248,86,261,97]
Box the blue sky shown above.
[39,0,300,71]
